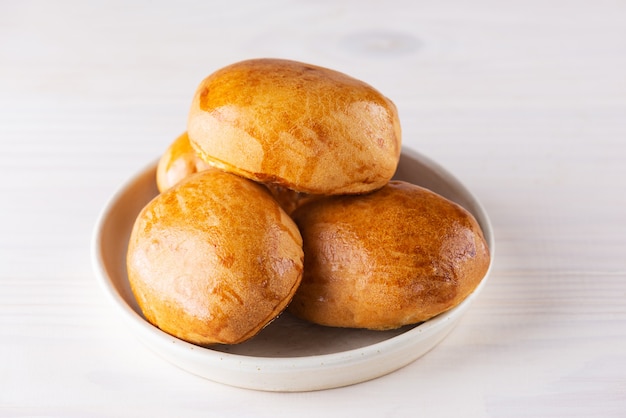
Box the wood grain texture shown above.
[1,0,625,416]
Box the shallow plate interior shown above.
[92,147,494,392]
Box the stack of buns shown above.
[126,58,490,346]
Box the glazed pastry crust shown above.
[187,58,401,195]
[155,132,314,214]
[127,170,304,345]
[156,132,212,193]
[288,181,490,330]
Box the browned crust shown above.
[187,58,401,195]
[155,132,213,193]
[127,170,304,345]
[288,181,490,330]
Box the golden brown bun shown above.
[156,132,212,193]
[187,58,402,195]
[155,133,311,214]
[288,181,490,330]
[126,170,304,345]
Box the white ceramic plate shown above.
[92,148,494,392]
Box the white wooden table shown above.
[1,1,625,416]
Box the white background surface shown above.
[1,1,625,417]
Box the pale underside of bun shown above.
[187,58,402,195]
[288,181,491,330]
[127,170,304,345]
